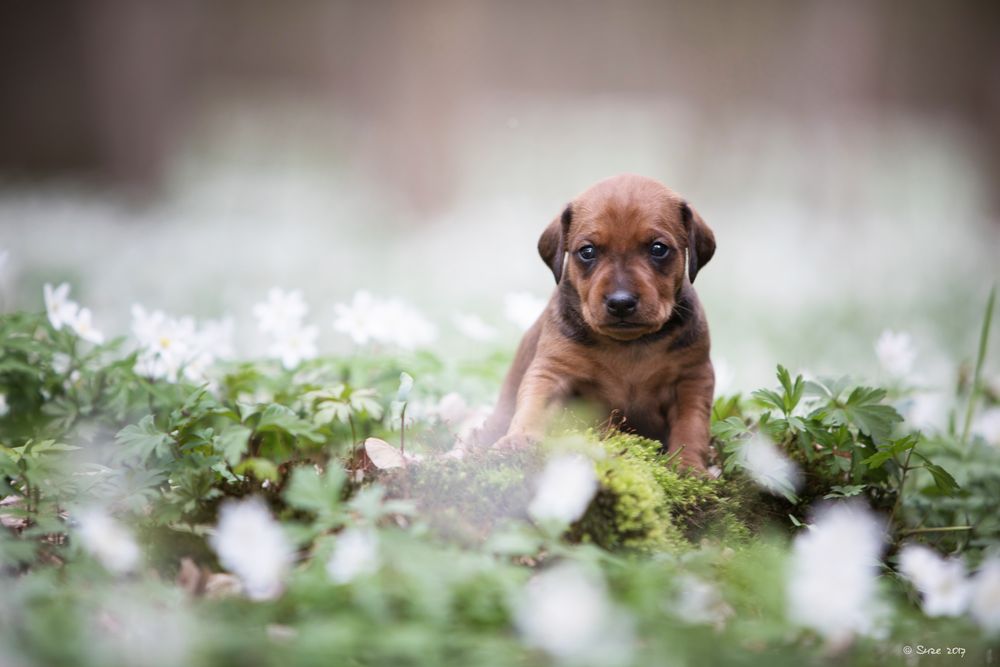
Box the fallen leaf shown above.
[364,438,405,469]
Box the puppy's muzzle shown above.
[604,291,639,318]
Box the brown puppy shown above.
[480,174,716,470]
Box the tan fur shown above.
[479,174,717,471]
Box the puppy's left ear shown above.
[538,204,572,284]
[681,201,716,282]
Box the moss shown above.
[383,429,757,552]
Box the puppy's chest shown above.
[573,355,680,419]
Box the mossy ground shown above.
[386,430,766,552]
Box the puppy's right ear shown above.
[538,204,572,284]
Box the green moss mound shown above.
[385,430,757,552]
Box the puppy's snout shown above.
[605,291,639,317]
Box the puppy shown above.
[480,174,716,470]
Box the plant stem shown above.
[399,403,407,457]
[960,285,995,446]
[889,443,917,526]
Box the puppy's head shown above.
[538,174,715,341]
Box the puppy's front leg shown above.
[494,366,566,450]
[666,365,715,471]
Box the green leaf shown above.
[349,389,384,420]
[215,424,252,466]
[862,433,918,469]
[234,457,279,482]
[256,404,324,443]
[285,465,346,522]
[824,484,867,499]
[824,386,902,443]
[923,462,960,495]
[114,416,174,462]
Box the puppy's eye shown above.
[650,242,669,258]
[578,245,597,261]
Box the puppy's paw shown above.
[492,433,538,452]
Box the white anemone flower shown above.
[787,503,885,646]
[268,324,318,370]
[252,288,308,335]
[734,434,800,499]
[453,313,497,341]
[969,557,1000,634]
[326,528,380,584]
[210,498,293,600]
[515,563,634,665]
[75,508,141,575]
[671,574,733,629]
[332,291,436,349]
[898,545,971,617]
[528,454,599,526]
[69,307,105,345]
[504,291,546,330]
[875,330,916,378]
[43,282,79,331]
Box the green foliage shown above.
[2,304,1000,667]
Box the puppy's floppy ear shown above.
[680,201,716,283]
[538,204,572,284]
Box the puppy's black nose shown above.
[605,291,638,317]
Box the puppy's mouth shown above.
[597,319,659,340]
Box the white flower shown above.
[734,435,800,499]
[434,392,468,425]
[969,557,1000,633]
[326,528,379,584]
[453,313,497,341]
[504,292,546,330]
[515,563,634,665]
[131,305,229,383]
[0,393,8,417]
[252,288,308,336]
[528,454,599,525]
[332,291,436,349]
[396,372,414,401]
[268,324,318,370]
[898,545,971,617]
[210,498,293,600]
[75,508,141,575]
[43,282,79,331]
[68,307,105,345]
[875,330,916,377]
[787,503,885,645]
[671,574,733,630]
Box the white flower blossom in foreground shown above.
[970,557,1000,633]
[734,434,800,499]
[333,290,436,349]
[43,282,79,331]
[875,329,916,377]
[326,528,380,584]
[252,288,308,335]
[671,574,733,630]
[898,544,971,617]
[0,393,8,417]
[210,498,293,600]
[268,324,318,370]
[453,313,497,341]
[69,307,105,345]
[787,503,884,645]
[504,291,547,330]
[515,563,634,665]
[75,508,141,575]
[528,454,599,525]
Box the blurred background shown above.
[1,0,998,392]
